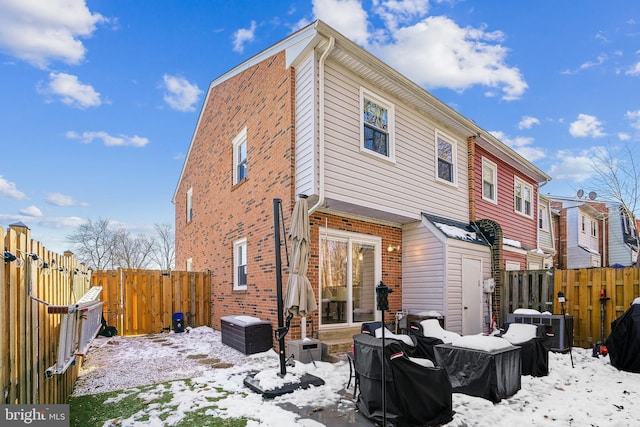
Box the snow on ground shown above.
[73,326,640,426]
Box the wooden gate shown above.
[92,269,212,336]
[500,269,555,324]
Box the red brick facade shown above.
[175,50,403,341]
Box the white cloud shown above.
[579,54,607,70]
[20,205,42,217]
[518,116,540,130]
[618,132,631,141]
[0,0,105,68]
[42,72,102,108]
[373,0,430,31]
[66,130,149,147]
[161,75,202,112]
[548,148,602,182]
[370,16,527,100]
[313,0,370,45]
[232,20,257,53]
[489,131,545,162]
[0,176,26,200]
[626,62,640,76]
[46,192,88,207]
[625,110,640,130]
[569,114,606,138]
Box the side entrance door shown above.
[462,257,483,335]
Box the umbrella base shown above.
[244,372,325,399]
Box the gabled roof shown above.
[422,213,489,246]
[173,19,550,202]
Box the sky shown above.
[1,0,640,255]
[71,319,640,426]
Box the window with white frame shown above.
[482,158,497,203]
[591,219,597,237]
[436,131,457,185]
[581,215,586,233]
[186,258,193,272]
[186,187,193,223]
[360,88,394,160]
[514,177,533,217]
[233,127,247,184]
[539,205,549,231]
[234,238,247,290]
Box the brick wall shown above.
[174,51,296,336]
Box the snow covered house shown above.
[173,20,546,346]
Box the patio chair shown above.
[417,318,461,344]
[499,323,553,376]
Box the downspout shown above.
[308,35,335,215]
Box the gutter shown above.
[308,35,335,214]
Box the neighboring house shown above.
[173,20,541,341]
[550,197,605,269]
[606,203,639,267]
[469,137,552,271]
[537,194,556,269]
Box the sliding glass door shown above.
[320,230,380,326]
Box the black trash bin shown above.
[172,312,185,333]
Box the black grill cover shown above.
[605,302,640,373]
[353,333,454,427]
[434,343,521,403]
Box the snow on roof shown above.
[435,222,477,241]
[503,237,522,248]
[579,245,600,255]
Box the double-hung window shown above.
[186,187,193,223]
[514,177,533,217]
[234,238,247,290]
[436,131,457,185]
[233,128,247,184]
[482,158,497,203]
[539,205,549,231]
[360,88,394,161]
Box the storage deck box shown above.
[220,315,272,355]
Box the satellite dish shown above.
[588,191,597,200]
[577,189,584,199]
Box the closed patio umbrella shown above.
[284,196,317,317]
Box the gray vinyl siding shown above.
[608,210,635,266]
[444,240,491,334]
[294,52,317,197]
[401,222,446,314]
[402,220,491,334]
[321,59,469,223]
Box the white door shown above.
[462,257,483,335]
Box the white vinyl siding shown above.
[295,52,316,196]
[320,60,469,223]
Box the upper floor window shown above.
[514,177,533,217]
[482,158,497,203]
[581,215,586,233]
[360,88,395,161]
[186,187,193,223]
[436,131,457,185]
[591,219,597,237]
[234,238,247,290]
[539,205,549,231]
[233,127,247,184]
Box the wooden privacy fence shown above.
[554,267,640,349]
[501,267,640,349]
[92,269,212,336]
[2,224,92,405]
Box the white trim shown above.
[318,228,382,327]
[481,157,498,204]
[233,238,248,290]
[359,87,396,163]
[514,177,533,218]
[232,127,248,185]
[186,258,193,272]
[435,130,458,187]
[505,260,521,271]
[186,187,193,223]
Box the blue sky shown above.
[1,0,639,254]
